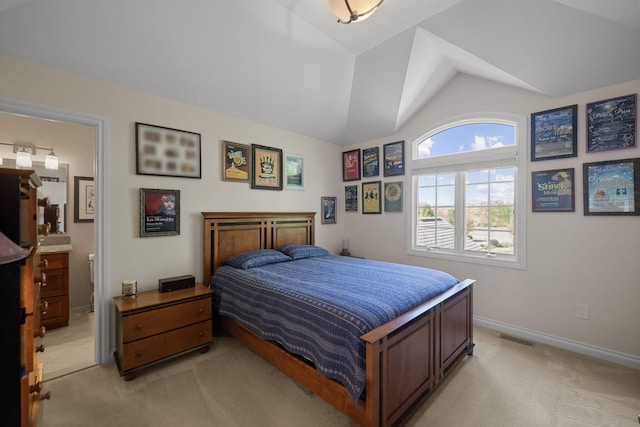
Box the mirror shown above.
[33,162,68,233]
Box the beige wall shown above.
[1,53,638,366]
[344,74,640,362]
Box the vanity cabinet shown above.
[0,167,48,426]
[38,251,69,330]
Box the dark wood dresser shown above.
[0,167,49,426]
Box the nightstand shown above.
[113,283,213,380]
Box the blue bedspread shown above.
[210,255,459,401]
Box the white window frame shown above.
[407,112,527,270]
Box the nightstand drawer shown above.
[120,320,212,371]
[121,298,212,342]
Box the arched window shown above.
[409,114,526,269]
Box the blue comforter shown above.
[210,255,459,401]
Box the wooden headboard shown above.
[202,212,316,285]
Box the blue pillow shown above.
[277,245,330,260]
[224,249,292,269]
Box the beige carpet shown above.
[42,326,640,427]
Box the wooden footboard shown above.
[219,280,474,427]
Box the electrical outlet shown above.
[576,303,589,320]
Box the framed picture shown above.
[342,149,361,181]
[583,158,640,215]
[251,144,283,190]
[362,181,382,214]
[135,122,201,179]
[284,154,304,190]
[587,94,636,153]
[362,147,379,178]
[384,181,403,212]
[74,176,94,223]
[531,105,578,161]
[383,141,404,177]
[221,140,251,182]
[531,168,575,212]
[321,196,337,224]
[345,185,358,212]
[140,188,180,237]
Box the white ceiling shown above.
[0,0,638,145]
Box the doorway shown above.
[0,95,110,366]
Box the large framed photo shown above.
[343,149,361,181]
[531,105,578,161]
[583,158,640,216]
[135,122,201,179]
[362,147,379,178]
[383,141,405,177]
[221,140,251,182]
[284,154,304,190]
[587,94,636,153]
[251,144,283,190]
[384,181,403,212]
[74,176,94,223]
[362,181,382,214]
[140,188,180,237]
[345,185,358,212]
[531,168,575,212]
[321,196,337,224]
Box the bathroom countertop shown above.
[38,244,73,254]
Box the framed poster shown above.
[362,181,381,214]
[140,188,180,237]
[587,94,636,153]
[531,169,575,212]
[74,176,94,223]
[345,185,358,212]
[362,147,379,178]
[342,149,361,181]
[221,140,250,182]
[384,182,403,212]
[321,196,337,224]
[135,122,201,179]
[383,141,404,177]
[583,158,640,215]
[284,154,304,190]
[531,105,578,161]
[251,144,283,190]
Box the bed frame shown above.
[202,212,475,427]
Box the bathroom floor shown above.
[40,310,95,381]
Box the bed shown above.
[202,212,475,427]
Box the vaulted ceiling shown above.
[0,0,638,145]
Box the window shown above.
[409,114,526,269]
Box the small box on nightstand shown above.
[158,275,195,293]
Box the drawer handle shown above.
[41,300,49,315]
[36,345,45,353]
[135,350,143,357]
[35,326,46,338]
[40,259,49,268]
[40,391,52,401]
[197,308,204,314]
[136,323,143,330]
[198,331,204,337]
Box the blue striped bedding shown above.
[209,254,460,401]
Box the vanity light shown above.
[45,149,59,170]
[15,148,32,168]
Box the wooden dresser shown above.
[113,284,213,380]
[38,251,69,330]
[0,168,49,426]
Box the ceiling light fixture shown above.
[328,0,384,24]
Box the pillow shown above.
[224,249,291,269]
[277,245,330,260]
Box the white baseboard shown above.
[474,316,640,370]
